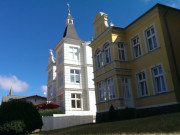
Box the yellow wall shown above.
[158,9,180,101]
[92,7,179,113]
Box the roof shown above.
[20,95,47,100]
[67,14,73,20]
[2,95,27,102]
[92,3,180,44]
[63,23,82,41]
[1,95,46,103]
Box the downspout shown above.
[163,7,180,92]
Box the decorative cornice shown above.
[94,67,131,82]
[54,38,84,51]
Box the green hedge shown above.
[0,120,25,135]
[39,109,64,116]
[0,100,43,134]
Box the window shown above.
[98,81,106,101]
[58,51,63,64]
[118,42,126,61]
[48,71,53,81]
[121,77,130,99]
[136,72,148,97]
[69,20,73,24]
[70,69,80,83]
[107,78,115,99]
[145,26,158,51]
[104,44,111,64]
[131,36,142,58]
[96,50,103,69]
[49,86,53,97]
[58,72,63,86]
[151,65,166,93]
[70,47,79,60]
[71,93,81,108]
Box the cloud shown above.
[41,85,47,95]
[0,75,29,92]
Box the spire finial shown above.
[67,2,70,15]
[8,86,13,96]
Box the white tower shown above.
[47,4,96,116]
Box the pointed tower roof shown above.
[8,87,13,96]
[63,3,82,41]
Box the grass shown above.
[33,112,180,135]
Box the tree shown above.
[0,100,43,134]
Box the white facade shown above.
[47,10,96,116]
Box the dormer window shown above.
[69,20,73,24]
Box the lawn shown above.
[33,112,180,135]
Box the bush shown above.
[39,109,64,116]
[116,108,136,120]
[0,100,43,134]
[0,120,25,135]
[108,105,117,121]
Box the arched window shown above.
[95,49,103,69]
[104,43,111,64]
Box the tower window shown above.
[69,47,79,60]
[70,69,80,83]
[71,93,81,108]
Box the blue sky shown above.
[0,0,179,102]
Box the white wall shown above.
[52,41,96,115]
[86,67,94,88]
[42,115,94,131]
[88,91,96,113]
[85,45,93,65]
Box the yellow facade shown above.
[91,4,180,115]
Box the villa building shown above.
[91,4,180,121]
[1,89,47,105]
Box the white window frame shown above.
[136,70,149,97]
[121,76,130,99]
[150,64,167,94]
[97,81,106,102]
[131,34,142,59]
[118,42,127,61]
[144,24,159,52]
[107,78,115,100]
[70,69,80,83]
[69,47,79,60]
[104,43,111,64]
[71,93,81,109]
[95,49,103,69]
